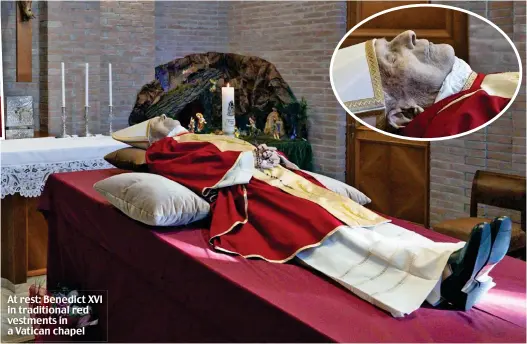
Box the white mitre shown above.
[112,117,188,149]
[332,40,386,128]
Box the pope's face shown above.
[148,114,182,142]
[375,30,456,109]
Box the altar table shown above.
[1,135,128,285]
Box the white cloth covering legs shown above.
[296,223,465,317]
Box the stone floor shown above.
[1,276,46,343]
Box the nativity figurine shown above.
[264,107,285,140]
[196,113,207,132]
[188,117,196,133]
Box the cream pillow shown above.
[93,173,210,226]
[301,170,371,205]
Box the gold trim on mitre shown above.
[342,40,385,115]
[111,119,152,149]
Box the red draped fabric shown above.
[146,136,344,262]
[402,74,512,138]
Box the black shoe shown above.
[487,216,512,265]
[441,222,492,311]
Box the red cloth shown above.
[147,136,344,262]
[402,74,511,138]
[38,169,526,343]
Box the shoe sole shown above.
[441,223,492,310]
[476,216,512,281]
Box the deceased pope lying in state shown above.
[332,30,520,138]
[111,116,512,317]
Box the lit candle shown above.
[61,62,65,108]
[222,83,235,136]
[85,63,89,106]
[109,63,112,107]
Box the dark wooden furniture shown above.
[16,0,32,82]
[351,126,430,227]
[344,1,471,227]
[1,194,48,284]
[1,131,50,285]
[433,170,526,257]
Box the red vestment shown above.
[146,135,348,262]
[401,73,513,138]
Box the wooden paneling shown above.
[16,3,32,82]
[353,126,430,227]
[1,194,28,284]
[343,1,469,62]
[27,196,48,274]
[1,194,48,284]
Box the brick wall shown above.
[155,1,228,66]
[2,1,155,136]
[45,1,102,135]
[1,1,41,131]
[429,1,525,225]
[100,1,155,132]
[227,1,348,180]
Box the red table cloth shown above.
[39,169,527,342]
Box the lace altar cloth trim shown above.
[1,159,114,198]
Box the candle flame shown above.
[226,82,230,87]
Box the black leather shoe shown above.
[487,216,512,266]
[441,222,492,311]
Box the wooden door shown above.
[353,127,430,226]
[343,1,469,62]
[343,1,454,226]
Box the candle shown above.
[109,63,112,107]
[61,62,65,108]
[222,83,235,136]
[85,63,89,106]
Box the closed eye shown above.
[386,55,397,64]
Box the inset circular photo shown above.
[331,4,521,140]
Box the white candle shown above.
[85,63,89,106]
[222,83,235,136]
[109,63,112,107]
[61,62,65,108]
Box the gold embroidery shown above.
[462,71,477,91]
[174,133,255,152]
[254,166,388,228]
[437,90,482,114]
[344,40,385,117]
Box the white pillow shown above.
[93,173,210,226]
[301,170,371,205]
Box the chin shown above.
[433,44,456,71]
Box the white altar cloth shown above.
[1,135,128,198]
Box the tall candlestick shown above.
[109,63,112,107]
[61,62,65,107]
[85,63,89,106]
[222,83,235,137]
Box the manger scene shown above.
[128,52,311,169]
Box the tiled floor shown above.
[1,276,46,343]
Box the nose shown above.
[393,30,417,49]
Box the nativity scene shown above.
[0,2,525,344]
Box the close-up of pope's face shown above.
[375,30,456,127]
[148,114,184,143]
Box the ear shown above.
[386,105,424,129]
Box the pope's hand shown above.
[254,144,280,169]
